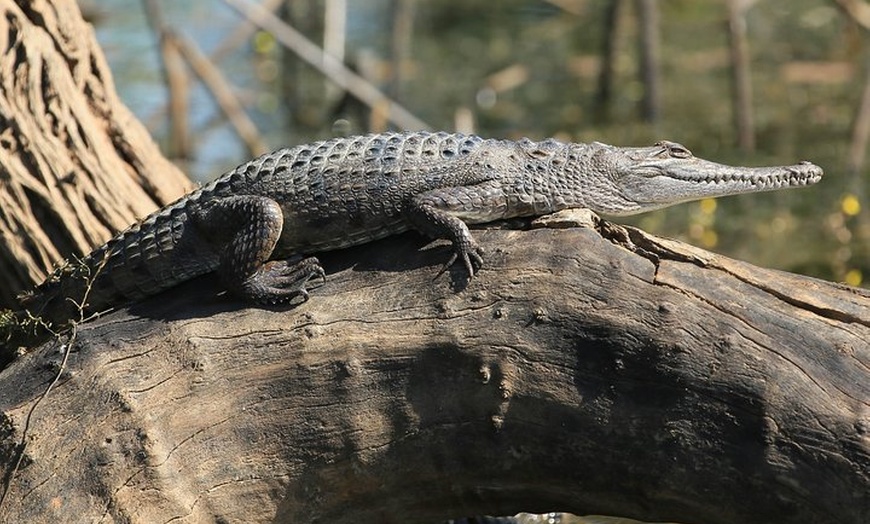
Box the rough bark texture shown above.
[0,216,867,524]
[0,0,193,308]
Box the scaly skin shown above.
[19,132,823,330]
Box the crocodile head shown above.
[590,141,824,216]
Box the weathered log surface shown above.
[0,218,868,524]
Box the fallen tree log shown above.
[0,214,868,524]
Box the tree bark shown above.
[0,214,867,524]
[0,0,193,308]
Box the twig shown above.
[222,0,430,131]
[324,0,347,65]
[142,0,192,160]
[834,0,870,30]
[0,254,108,513]
[323,0,348,101]
[389,0,415,101]
[169,29,269,157]
[211,0,284,62]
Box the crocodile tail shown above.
[17,257,96,331]
[2,277,73,358]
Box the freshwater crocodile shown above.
[17,131,822,333]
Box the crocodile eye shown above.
[652,141,692,159]
[670,145,692,158]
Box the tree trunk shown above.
[636,0,660,123]
[726,0,756,153]
[593,0,624,123]
[0,0,193,308]
[0,214,867,524]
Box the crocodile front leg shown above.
[406,181,508,276]
[192,195,324,304]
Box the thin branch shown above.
[0,253,108,513]
[324,0,346,65]
[834,0,870,30]
[142,0,191,160]
[222,0,430,131]
[169,30,269,157]
[389,0,416,101]
[211,0,284,62]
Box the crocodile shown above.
[448,513,562,524]
[15,131,822,336]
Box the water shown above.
[93,0,269,178]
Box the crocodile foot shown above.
[241,256,326,305]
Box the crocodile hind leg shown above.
[191,195,324,304]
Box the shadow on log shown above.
[0,215,868,523]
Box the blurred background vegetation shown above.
[88,0,869,288]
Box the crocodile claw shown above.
[437,241,484,278]
[243,256,325,305]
